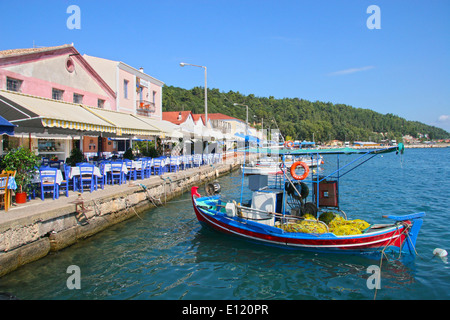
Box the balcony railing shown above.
[136,100,156,117]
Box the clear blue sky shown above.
[1,0,449,132]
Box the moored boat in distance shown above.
[192,144,425,256]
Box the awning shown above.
[0,114,16,135]
[84,107,162,137]
[0,90,162,137]
[134,116,184,139]
[0,90,116,134]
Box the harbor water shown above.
[0,148,449,300]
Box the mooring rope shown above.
[374,221,412,300]
[124,198,144,221]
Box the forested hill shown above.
[162,85,450,142]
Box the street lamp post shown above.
[179,62,207,124]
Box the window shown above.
[52,88,64,101]
[6,77,22,92]
[97,99,105,108]
[123,80,129,99]
[152,91,156,103]
[73,93,83,104]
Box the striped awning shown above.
[41,118,116,133]
[0,90,117,134]
[84,107,162,137]
[0,90,162,137]
[134,115,184,139]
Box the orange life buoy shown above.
[285,140,294,148]
[290,161,310,180]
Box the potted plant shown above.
[123,148,134,160]
[65,148,84,166]
[2,147,40,203]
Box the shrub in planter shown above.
[2,147,40,194]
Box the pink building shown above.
[0,44,164,159]
[0,44,116,109]
[83,55,164,120]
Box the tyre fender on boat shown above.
[290,161,310,180]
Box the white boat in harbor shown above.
[243,156,323,175]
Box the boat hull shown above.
[191,188,420,255]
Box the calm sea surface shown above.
[1,148,449,300]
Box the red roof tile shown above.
[162,111,193,125]
[191,113,204,124]
[163,111,244,125]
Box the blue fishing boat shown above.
[191,144,425,256]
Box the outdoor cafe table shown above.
[102,160,155,173]
[103,163,128,174]
[69,166,103,179]
[36,169,64,185]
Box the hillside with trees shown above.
[162,85,450,143]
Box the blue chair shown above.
[39,166,59,200]
[161,157,167,173]
[49,161,62,170]
[184,155,193,169]
[110,161,124,185]
[169,156,179,172]
[144,158,153,177]
[59,164,72,197]
[152,158,164,176]
[135,159,146,180]
[41,157,49,166]
[96,162,107,189]
[78,163,95,193]
[193,154,202,167]
[123,159,136,181]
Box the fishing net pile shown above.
[323,212,370,235]
[277,214,328,234]
[277,212,370,236]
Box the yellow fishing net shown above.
[324,213,370,235]
[277,214,328,234]
[277,212,370,236]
